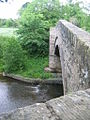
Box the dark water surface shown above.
[0,75,63,114]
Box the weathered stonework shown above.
[49,27,61,73]
[54,20,90,94]
[3,73,62,85]
[0,88,90,120]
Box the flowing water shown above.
[0,75,63,115]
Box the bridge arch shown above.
[49,20,90,95]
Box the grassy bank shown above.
[14,57,52,79]
[0,28,17,37]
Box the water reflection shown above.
[0,76,63,114]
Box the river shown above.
[0,75,63,114]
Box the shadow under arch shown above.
[54,45,60,57]
[54,42,64,95]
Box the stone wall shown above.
[55,20,90,94]
[0,88,90,120]
[49,27,61,73]
[3,73,62,85]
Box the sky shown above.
[0,0,32,19]
[0,0,90,19]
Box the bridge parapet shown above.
[56,20,90,94]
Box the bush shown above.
[0,44,3,59]
[0,36,10,59]
[3,37,25,73]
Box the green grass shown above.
[14,57,52,79]
[0,28,17,37]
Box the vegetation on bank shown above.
[0,0,90,79]
[0,36,52,79]
[14,57,52,79]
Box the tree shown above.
[18,0,89,56]
[60,3,87,28]
[17,0,61,56]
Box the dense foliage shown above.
[0,35,52,78]
[15,57,52,79]
[18,0,90,56]
[0,44,3,59]
[0,36,10,59]
[18,0,61,56]
[0,37,25,73]
[60,3,89,29]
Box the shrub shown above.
[0,44,3,59]
[0,36,9,59]
[3,37,25,73]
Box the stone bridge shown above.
[0,20,90,120]
[49,20,90,95]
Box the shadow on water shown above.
[0,75,63,114]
